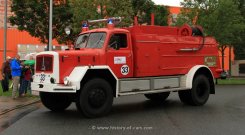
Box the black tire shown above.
[178,90,192,104]
[178,75,210,106]
[144,92,170,101]
[40,92,72,112]
[75,91,82,112]
[77,78,113,118]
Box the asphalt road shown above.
[1,85,245,135]
[0,103,41,132]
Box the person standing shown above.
[10,54,22,99]
[1,56,11,92]
[18,61,25,96]
[0,68,3,90]
[19,65,32,96]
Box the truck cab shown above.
[74,28,134,78]
[31,17,223,118]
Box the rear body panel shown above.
[126,25,221,78]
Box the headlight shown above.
[64,77,70,86]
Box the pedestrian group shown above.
[0,54,33,99]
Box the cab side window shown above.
[109,34,127,49]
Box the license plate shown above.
[40,74,46,83]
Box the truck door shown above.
[106,33,133,78]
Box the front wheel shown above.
[178,75,210,106]
[40,92,72,112]
[77,78,113,118]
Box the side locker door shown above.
[106,32,133,78]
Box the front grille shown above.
[36,55,53,72]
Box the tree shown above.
[152,5,169,26]
[10,0,169,46]
[9,0,73,44]
[176,0,245,69]
[71,0,134,34]
[106,0,134,27]
[69,0,100,35]
[131,0,169,26]
[131,0,154,24]
[234,0,245,60]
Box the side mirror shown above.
[65,26,72,35]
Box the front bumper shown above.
[31,82,77,93]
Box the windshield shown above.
[75,32,106,49]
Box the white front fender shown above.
[185,65,214,89]
[68,66,118,91]
[68,66,89,90]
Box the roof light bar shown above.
[88,17,122,25]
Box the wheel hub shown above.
[197,82,207,97]
[88,89,106,108]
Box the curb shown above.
[0,99,40,116]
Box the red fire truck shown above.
[31,17,223,118]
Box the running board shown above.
[118,87,189,96]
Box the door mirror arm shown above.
[109,41,120,50]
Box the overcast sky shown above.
[152,0,183,7]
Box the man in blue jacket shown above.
[10,54,22,99]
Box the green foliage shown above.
[53,2,74,44]
[10,0,169,45]
[152,5,169,26]
[177,0,245,46]
[234,0,245,60]
[131,0,169,26]
[234,45,245,60]
[0,81,12,96]
[106,0,134,27]
[9,0,73,44]
[131,0,154,24]
[176,0,245,67]
[236,0,245,18]
[71,0,169,35]
[70,0,134,35]
[71,0,134,30]
[218,78,245,85]
[207,0,244,46]
[70,0,100,35]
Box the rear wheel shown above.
[40,92,72,112]
[144,92,170,101]
[77,78,113,118]
[178,75,210,106]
